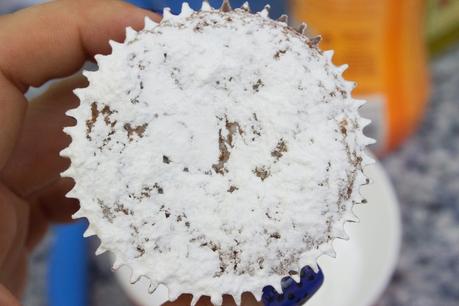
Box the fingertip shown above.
[0,285,21,306]
[142,9,162,24]
[78,0,161,51]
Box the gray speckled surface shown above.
[374,45,459,306]
[23,45,459,306]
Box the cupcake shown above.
[61,1,373,305]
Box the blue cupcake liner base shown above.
[262,266,324,306]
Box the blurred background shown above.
[1,0,459,306]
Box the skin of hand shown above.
[0,0,160,304]
[0,1,261,305]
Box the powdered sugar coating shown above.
[63,6,373,305]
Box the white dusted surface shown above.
[64,5,371,304]
[23,45,459,306]
[115,160,401,306]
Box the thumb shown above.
[0,284,21,306]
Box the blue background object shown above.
[127,0,287,18]
[126,0,166,12]
[48,221,89,306]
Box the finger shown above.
[160,293,261,306]
[25,198,48,251]
[0,184,29,285]
[0,73,27,170]
[241,293,262,305]
[164,294,192,306]
[0,0,160,169]
[0,284,21,306]
[196,296,213,306]
[3,251,27,298]
[0,0,160,90]
[1,75,84,196]
[0,184,18,267]
[26,176,79,250]
[0,183,29,267]
[222,295,237,306]
[34,177,79,224]
[25,177,78,250]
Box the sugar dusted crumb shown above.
[64,6,372,304]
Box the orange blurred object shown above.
[291,0,430,155]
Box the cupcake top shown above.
[62,2,372,304]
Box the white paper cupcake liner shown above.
[61,1,374,305]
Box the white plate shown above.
[114,160,401,306]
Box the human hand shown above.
[0,0,159,304]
